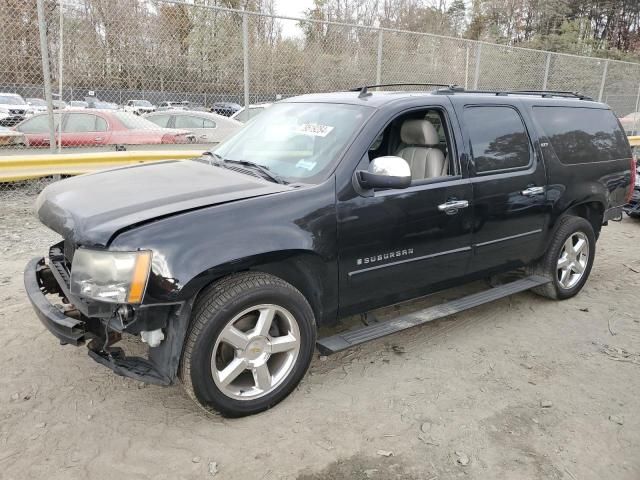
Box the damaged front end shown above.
[24,242,192,386]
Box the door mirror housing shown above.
[356,156,412,190]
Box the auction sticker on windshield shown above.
[295,123,334,137]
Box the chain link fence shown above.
[1,0,640,207]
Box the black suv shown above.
[25,86,634,417]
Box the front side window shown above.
[465,106,531,173]
[147,114,170,128]
[175,115,207,129]
[532,106,630,164]
[213,102,372,182]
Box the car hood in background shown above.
[36,159,292,246]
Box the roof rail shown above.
[434,87,592,100]
[350,83,460,98]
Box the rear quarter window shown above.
[532,107,630,164]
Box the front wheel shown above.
[527,216,596,300]
[180,272,316,417]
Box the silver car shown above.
[144,110,241,144]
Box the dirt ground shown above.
[1,196,639,480]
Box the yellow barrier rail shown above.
[0,149,206,182]
[1,138,639,183]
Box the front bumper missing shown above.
[24,257,86,345]
[24,255,184,386]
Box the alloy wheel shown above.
[556,232,589,290]
[211,304,301,400]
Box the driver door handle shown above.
[438,199,469,214]
[521,186,545,196]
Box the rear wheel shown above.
[180,272,316,417]
[527,216,595,300]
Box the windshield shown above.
[213,102,371,182]
[0,95,27,105]
[114,111,167,130]
[134,100,152,107]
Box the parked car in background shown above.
[27,98,48,113]
[0,93,34,127]
[86,99,119,110]
[52,100,67,110]
[145,110,241,143]
[0,125,27,147]
[231,103,272,123]
[211,102,242,117]
[14,110,195,147]
[69,101,88,109]
[619,111,640,135]
[157,101,189,112]
[123,100,156,115]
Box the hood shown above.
[36,159,292,246]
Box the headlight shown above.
[70,249,152,303]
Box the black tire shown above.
[180,272,316,417]
[527,216,596,300]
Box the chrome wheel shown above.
[556,232,589,290]
[211,304,301,400]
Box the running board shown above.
[317,275,550,355]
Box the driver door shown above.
[337,106,474,316]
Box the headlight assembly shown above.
[70,249,152,303]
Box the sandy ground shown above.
[1,196,639,480]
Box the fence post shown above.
[473,43,482,89]
[464,45,469,89]
[633,80,640,136]
[242,10,250,108]
[376,29,383,84]
[58,0,63,153]
[542,53,551,90]
[36,0,56,152]
[598,60,609,102]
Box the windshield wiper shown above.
[202,153,286,184]
[223,159,287,185]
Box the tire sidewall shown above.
[551,218,596,300]
[189,282,315,417]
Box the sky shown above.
[274,0,315,19]
[274,0,315,37]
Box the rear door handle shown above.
[438,199,469,214]
[521,186,545,196]
[95,137,103,141]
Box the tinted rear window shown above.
[532,107,629,164]
[464,106,531,173]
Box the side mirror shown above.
[356,156,412,190]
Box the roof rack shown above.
[351,83,460,98]
[433,87,592,100]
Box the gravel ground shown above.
[1,193,639,480]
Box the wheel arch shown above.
[182,249,338,327]
[561,200,605,238]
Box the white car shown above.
[26,98,48,113]
[231,103,272,123]
[0,93,34,126]
[144,110,242,144]
[124,99,156,115]
[68,101,88,109]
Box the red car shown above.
[14,110,195,147]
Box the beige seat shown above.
[395,119,446,180]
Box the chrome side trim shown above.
[474,229,543,248]
[348,246,472,277]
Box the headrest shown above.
[400,119,439,146]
